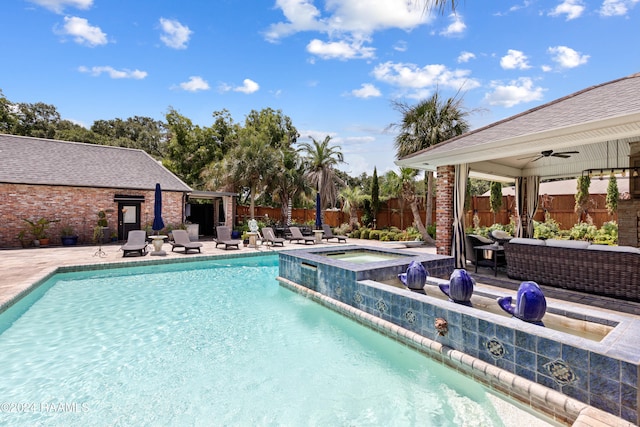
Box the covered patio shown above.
[396,72,640,267]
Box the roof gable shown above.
[397,73,640,180]
[0,134,191,192]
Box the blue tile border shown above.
[278,248,640,425]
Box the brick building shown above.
[0,134,194,248]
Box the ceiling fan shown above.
[519,149,579,162]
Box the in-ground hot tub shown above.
[279,245,455,292]
[320,249,408,264]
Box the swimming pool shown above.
[0,255,546,426]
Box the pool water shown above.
[1,256,531,426]
[323,250,406,263]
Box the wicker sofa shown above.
[504,238,640,301]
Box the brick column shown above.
[436,165,455,256]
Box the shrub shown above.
[350,228,361,238]
[360,228,370,240]
[569,222,597,241]
[368,230,381,240]
[593,221,618,245]
[426,224,436,239]
[533,218,561,240]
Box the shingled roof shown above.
[396,72,640,181]
[0,134,191,192]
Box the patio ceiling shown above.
[396,73,640,182]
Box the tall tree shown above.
[164,108,238,188]
[0,89,16,134]
[220,131,280,219]
[340,186,369,228]
[298,136,345,214]
[371,167,380,228]
[381,170,407,229]
[12,102,60,138]
[489,181,503,224]
[575,175,591,222]
[390,92,470,242]
[606,173,619,216]
[272,147,310,224]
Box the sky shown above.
[1,0,639,177]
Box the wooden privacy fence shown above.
[237,194,617,230]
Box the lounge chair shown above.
[262,227,285,247]
[170,229,203,254]
[121,230,148,257]
[215,226,242,250]
[322,224,347,243]
[288,226,316,244]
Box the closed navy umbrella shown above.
[152,183,165,234]
[315,192,322,229]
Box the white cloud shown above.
[78,66,147,79]
[440,13,466,36]
[350,83,381,98]
[541,65,553,72]
[599,0,639,16]
[29,0,92,14]
[57,16,107,47]
[393,40,407,52]
[483,77,545,107]
[306,39,375,60]
[457,51,476,63]
[159,18,192,49]
[548,45,589,68]
[219,79,259,94]
[176,76,210,92]
[549,0,585,20]
[500,49,531,70]
[372,61,480,94]
[265,0,429,42]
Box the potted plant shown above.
[96,210,110,244]
[242,231,249,246]
[23,217,58,247]
[60,224,79,246]
[17,230,31,248]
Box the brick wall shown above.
[618,199,640,247]
[436,165,455,256]
[0,183,184,248]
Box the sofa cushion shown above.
[467,234,493,244]
[587,244,640,254]
[509,238,546,246]
[545,239,590,249]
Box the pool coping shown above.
[276,276,635,427]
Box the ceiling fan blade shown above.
[556,151,579,155]
[530,155,544,162]
[552,154,571,158]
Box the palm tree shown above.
[220,131,280,219]
[272,147,311,224]
[340,186,369,228]
[390,91,470,243]
[381,170,410,229]
[298,136,345,216]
